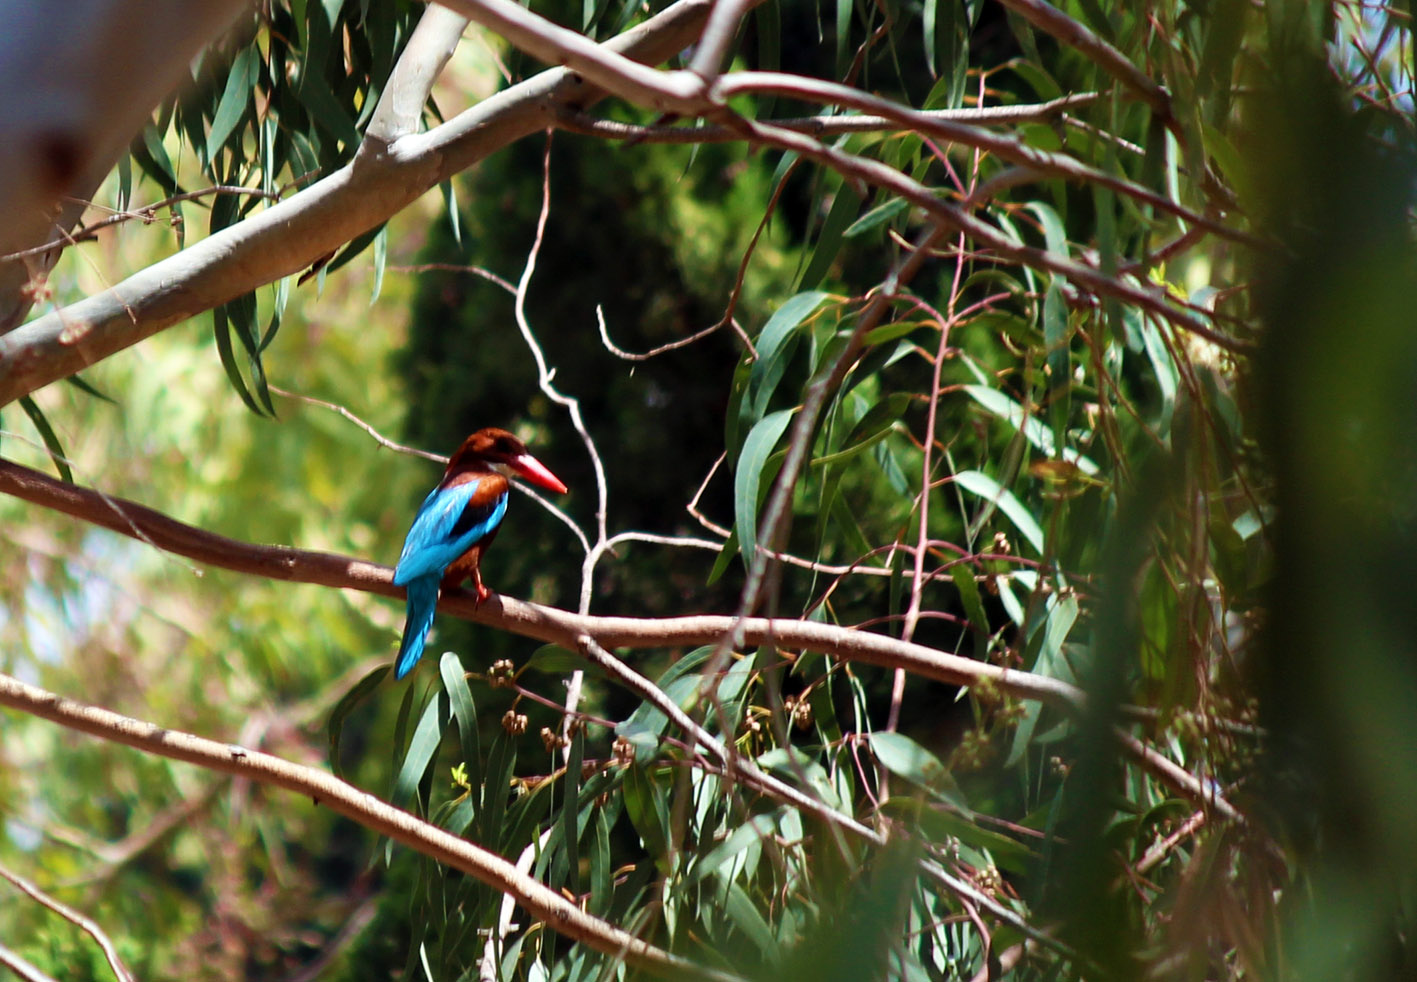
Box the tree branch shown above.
[0,671,734,982]
[365,4,470,143]
[0,457,1242,822]
[994,0,1172,123]
[0,0,247,332]
[0,863,135,982]
[0,0,727,409]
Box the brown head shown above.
[447,428,569,494]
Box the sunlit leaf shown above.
[953,469,1045,554]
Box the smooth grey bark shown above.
[0,0,249,334]
[0,0,719,409]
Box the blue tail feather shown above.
[395,575,440,679]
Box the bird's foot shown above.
[473,582,492,606]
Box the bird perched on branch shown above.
[392,428,568,679]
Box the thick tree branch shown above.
[0,0,248,333]
[365,4,471,143]
[0,457,1241,822]
[436,0,710,112]
[0,672,731,982]
[0,0,726,409]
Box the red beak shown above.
[510,452,568,494]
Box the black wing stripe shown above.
[449,495,506,541]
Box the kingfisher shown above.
[392,428,568,679]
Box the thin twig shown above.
[269,386,444,461]
[0,946,59,982]
[596,305,730,361]
[389,262,517,294]
[554,92,1102,144]
[0,863,135,982]
[1,186,281,264]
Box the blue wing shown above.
[393,479,509,585]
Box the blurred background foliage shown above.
[1,0,1415,979]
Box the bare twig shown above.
[596,304,729,360]
[437,0,710,113]
[269,386,444,461]
[0,946,59,982]
[554,92,1102,144]
[389,262,517,295]
[0,863,135,982]
[0,186,282,265]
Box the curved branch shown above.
[0,672,731,982]
[994,0,1172,123]
[0,863,134,982]
[0,457,1242,822]
[365,4,470,143]
[554,92,1100,142]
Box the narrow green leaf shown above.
[524,644,607,679]
[561,730,584,896]
[325,223,386,276]
[328,664,390,778]
[213,307,266,416]
[260,276,292,353]
[799,185,862,290]
[922,0,938,76]
[439,652,481,792]
[754,1,780,116]
[953,469,1045,554]
[748,292,829,421]
[867,731,968,810]
[140,124,177,190]
[880,798,1034,870]
[370,224,388,306]
[206,45,257,161]
[707,528,739,586]
[734,409,795,567]
[756,747,840,808]
[1025,201,1068,257]
[1042,279,1070,394]
[392,692,445,810]
[482,731,517,849]
[624,765,669,866]
[688,813,776,885]
[63,373,117,405]
[811,392,910,468]
[723,882,778,958]
[844,197,909,238]
[116,153,132,212]
[835,0,852,77]
[949,564,989,637]
[18,397,71,482]
[589,809,612,915]
[964,384,1098,475]
[440,179,462,246]
[295,69,361,148]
